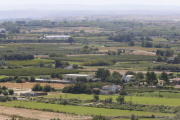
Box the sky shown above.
[1,0,180,6]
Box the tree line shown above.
[3,53,34,60]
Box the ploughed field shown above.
[0,82,66,89]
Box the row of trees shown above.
[32,83,54,92]
[3,53,34,60]
[156,49,174,57]
[62,82,105,94]
[108,34,135,42]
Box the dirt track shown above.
[0,82,66,89]
[0,106,91,120]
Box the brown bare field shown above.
[132,50,157,56]
[34,55,49,58]
[0,106,91,120]
[83,68,171,75]
[31,27,109,34]
[0,82,66,89]
[98,47,163,52]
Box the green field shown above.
[7,59,54,66]
[0,101,172,117]
[136,92,180,98]
[0,76,9,79]
[45,93,180,106]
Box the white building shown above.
[64,74,95,83]
[122,75,134,82]
[101,85,123,94]
[44,35,70,39]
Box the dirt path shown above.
[83,68,172,75]
[0,106,91,120]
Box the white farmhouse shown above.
[122,75,134,82]
[101,85,123,94]
[64,74,95,83]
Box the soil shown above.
[0,106,91,120]
[83,68,171,75]
[0,82,66,89]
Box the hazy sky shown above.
[1,0,180,6]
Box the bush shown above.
[32,83,43,91]
[2,86,7,90]
[43,84,52,92]
[2,90,8,95]
[120,90,128,95]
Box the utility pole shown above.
[66,82,67,100]
[20,93,21,106]
[130,93,132,111]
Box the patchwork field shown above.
[45,93,180,106]
[0,106,89,120]
[7,59,54,66]
[0,101,173,117]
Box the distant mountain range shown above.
[1,4,180,11]
[0,4,180,19]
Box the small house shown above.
[22,79,26,83]
[64,66,73,69]
[101,85,123,94]
[122,75,134,82]
[170,78,180,85]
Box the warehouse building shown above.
[44,35,70,39]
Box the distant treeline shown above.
[82,59,112,66]
[3,53,34,60]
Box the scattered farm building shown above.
[64,74,95,83]
[174,85,180,89]
[64,66,73,69]
[122,75,134,82]
[20,92,47,96]
[170,78,180,85]
[158,80,166,86]
[100,85,122,94]
[74,48,81,51]
[35,79,70,84]
[44,35,70,39]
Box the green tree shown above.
[3,90,8,95]
[129,40,135,46]
[146,71,158,85]
[39,61,44,67]
[30,76,35,82]
[32,83,43,91]
[116,96,124,104]
[160,71,170,85]
[8,89,14,95]
[67,37,74,43]
[43,84,52,92]
[51,73,56,79]
[94,94,99,101]
[55,59,63,68]
[73,64,78,69]
[157,55,163,62]
[136,72,144,80]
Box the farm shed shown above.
[64,74,95,83]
